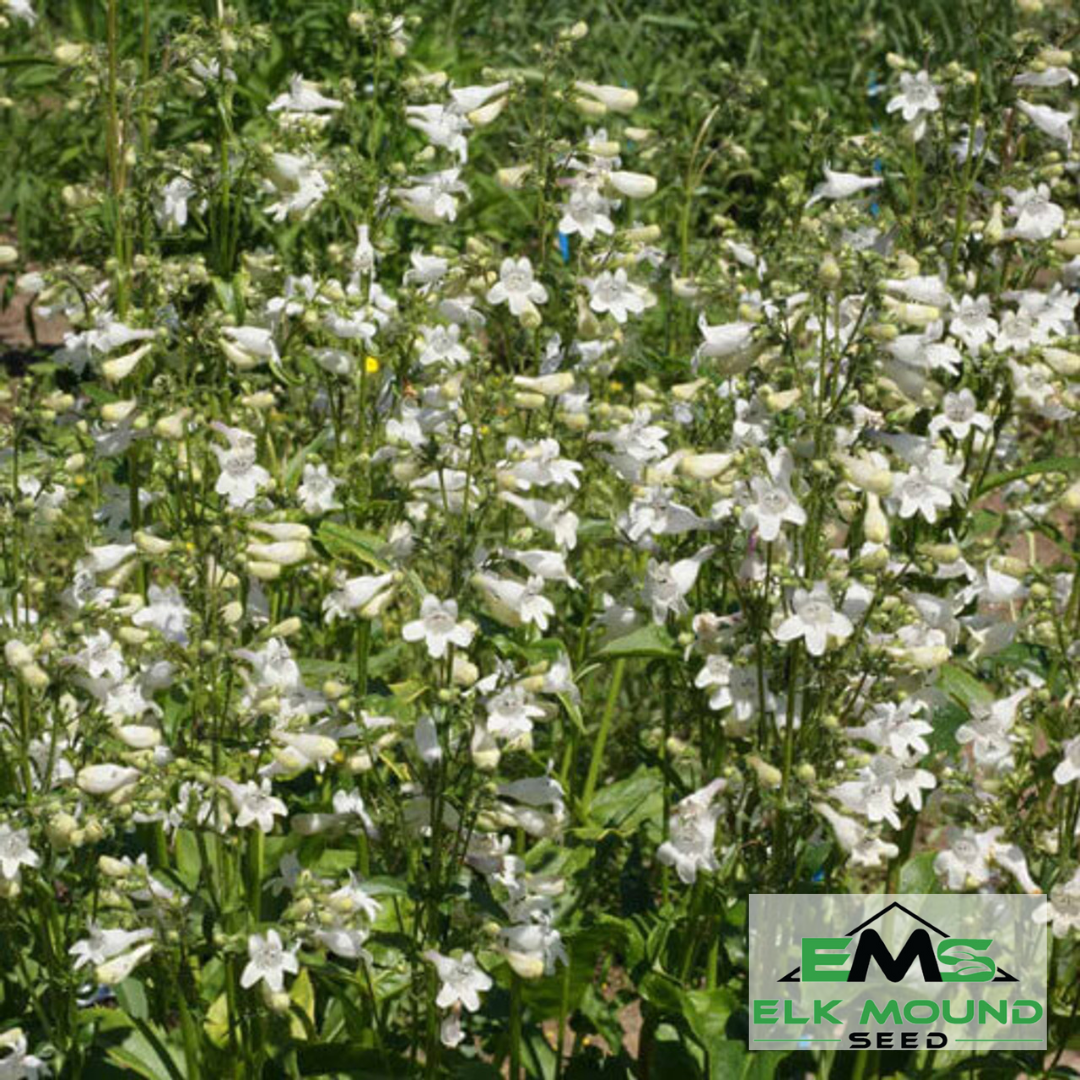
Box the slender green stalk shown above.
[580,657,625,812]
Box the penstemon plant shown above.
[0,1,1079,1078]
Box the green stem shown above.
[580,658,625,813]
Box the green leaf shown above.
[974,456,1080,497]
[289,968,317,1041]
[937,662,993,710]
[594,624,679,661]
[898,851,940,894]
[108,1022,187,1080]
[316,522,391,571]
[587,766,664,834]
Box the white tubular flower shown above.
[241,930,299,993]
[1016,99,1072,149]
[1032,870,1080,937]
[1053,735,1080,786]
[775,583,853,657]
[219,778,288,833]
[402,596,475,659]
[656,778,727,884]
[487,257,548,317]
[424,950,493,1012]
[95,942,155,985]
[70,923,155,970]
[0,824,40,882]
[805,165,883,207]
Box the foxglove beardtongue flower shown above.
[1033,870,1080,937]
[0,824,40,882]
[775,582,853,657]
[242,930,299,992]
[402,596,475,658]
[657,778,727,884]
[886,69,941,124]
[0,1029,46,1079]
[805,164,884,207]
[585,267,653,323]
[424,950,493,1012]
[740,448,806,542]
[219,778,288,833]
[486,256,548,317]
[1053,735,1080,786]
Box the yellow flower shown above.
[365,356,380,374]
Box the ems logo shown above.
[749,894,1048,1051]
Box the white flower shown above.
[502,917,568,978]
[212,426,271,510]
[265,152,328,222]
[395,168,468,224]
[929,389,992,442]
[643,546,714,623]
[406,104,469,162]
[694,314,757,364]
[656,778,727,884]
[268,73,343,115]
[741,448,806,542]
[585,268,652,323]
[893,451,965,524]
[954,690,1029,772]
[323,572,396,623]
[1016,99,1072,149]
[1033,870,1080,937]
[558,186,615,241]
[0,824,40,882]
[1053,735,1080,786]
[1005,184,1064,242]
[132,585,191,644]
[4,0,36,24]
[156,176,196,230]
[0,1029,46,1079]
[402,596,475,659]
[70,923,155,970]
[95,942,155,985]
[499,493,579,549]
[473,573,555,631]
[424,950,492,1012]
[775,582,853,657]
[485,683,544,740]
[69,630,126,681]
[949,294,997,350]
[487,257,548,317]
[805,165,883,207]
[934,828,995,890]
[241,929,299,993]
[1014,67,1078,88]
[847,699,933,759]
[298,463,342,515]
[416,323,469,367]
[219,778,288,833]
[314,924,371,961]
[933,826,1037,894]
[886,70,941,123]
[815,803,899,870]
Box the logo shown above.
[749,894,1047,1051]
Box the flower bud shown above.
[573,81,638,113]
[102,343,153,383]
[608,171,656,199]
